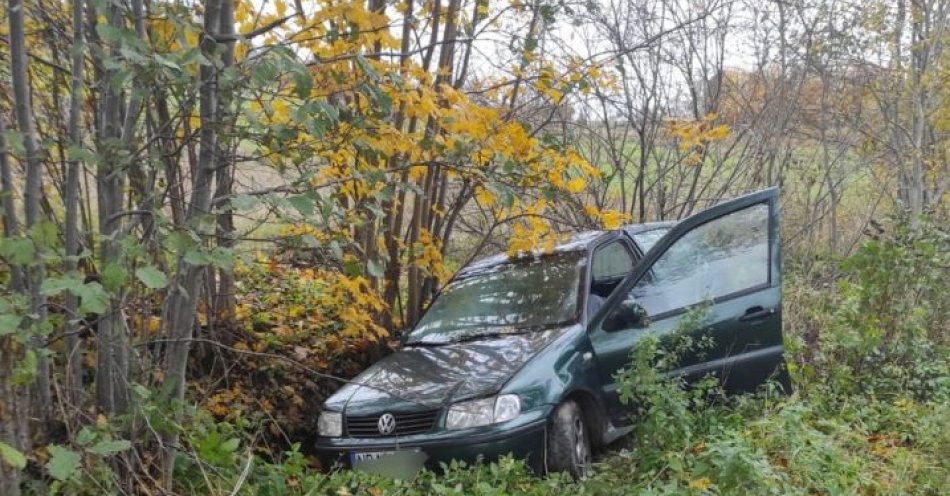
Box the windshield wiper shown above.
[452,330,531,343]
[406,329,531,347]
[405,340,449,347]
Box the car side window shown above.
[627,203,770,317]
[592,241,634,282]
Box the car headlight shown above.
[318,411,342,437]
[445,394,521,430]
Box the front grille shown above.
[345,409,440,438]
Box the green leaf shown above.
[0,237,36,265]
[0,441,26,470]
[64,248,92,265]
[165,231,195,254]
[343,258,361,277]
[221,438,240,453]
[210,247,235,271]
[30,221,58,248]
[65,145,98,163]
[132,384,151,400]
[40,274,84,297]
[354,55,379,81]
[75,428,96,447]
[287,194,315,216]
[231,194,258,211]
[251,59,278,86]
[154,54,181,70]
[42,276,110,314]
[135,266,168,289]
[179,46,210,67]
[95,24,122,43]
[76,282,110,315]
[315,100,340,122]
[47,445,81,481]
[2,130,25,155]
[120,46,148,64]
[87,439,132,456]
[292,68,313,99]
[0,314,22,336]
[184,250,212,266]
[101,263,128,293]
[12,349,37,386]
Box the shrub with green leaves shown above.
[613,305,720,472]
[787,218,949,401]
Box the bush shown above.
[786,218,949,401]
[194,258,389,451]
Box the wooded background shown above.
[0,0,946,493]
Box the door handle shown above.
[738,306,773,322]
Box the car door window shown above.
[592,241,634,282]
[628,203,769,317]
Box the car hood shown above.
[324,327,569,414]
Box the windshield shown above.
[407,252,585,344]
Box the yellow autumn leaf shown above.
[689,477,712,490]
[147,316,162,334]
[476,187,497,206]
[706,124,730,140]
[566,177,586,193]
[601,210,628,229]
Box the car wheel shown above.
[546,400,591,479]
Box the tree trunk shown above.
[159,0,225,483]
[0,337,29,496]
[155,96,186,226]
[94,0,130,416]
[0,120,24,291]
[63,0,86,408]
[0,116,26,496]
[891,0,912,212]
[406,0,462,325]
[213,0,237,320]
[8,0,51,430]
[380,0,416,332]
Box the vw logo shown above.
[377,413,396,435]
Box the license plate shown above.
[349,449,427,479]
[351,451,397,462]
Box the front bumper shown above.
[315,410,549,472]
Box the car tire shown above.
[546,400,591,479]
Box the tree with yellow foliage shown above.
[0,0,619,488]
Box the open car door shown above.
[589,188,785,422]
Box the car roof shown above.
[621,221,677,236]
[456,221,677,278]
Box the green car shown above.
[315,188,788,478]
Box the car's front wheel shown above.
[546,400,591,479]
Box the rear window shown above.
[632,228,669,253]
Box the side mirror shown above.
[603,300,650,332]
